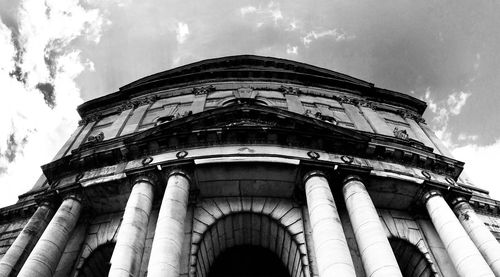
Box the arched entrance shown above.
[208,245,290,277]
[191,199,310,277]
[78,243,115,277]
[389,238,436,277]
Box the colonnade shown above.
[1,169,499,277]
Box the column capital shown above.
[303,170,326,183]
[450,196,469,208]
[342,174,363,185]
[133,172,160,187]
[62,193,83,203]
[168,169,192,183]
[422,190,442,204]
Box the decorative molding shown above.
[192,85,215,95]
[314,112,337,124]
[393,127,409,140]
[338,96,359,105]
[359,100,376,109]
[397,109,426,123]
[78,112,102,126]
[278,85,301,95]
[87,132,104,143]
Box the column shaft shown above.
[148,172,190,277]
[17,196,82,277]
[304,172,356,277]
[343,177,402,277]
[424,191,494,277]
[109,180,154,277]
[0,203,55,276]
[453,198,500,276]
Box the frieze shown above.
[116,95,158,113]
[78,112,102,126]
[338,96,359,105]
[192,85,215,95]
[359,100,376,109]
[393,127,409,140]
[278,85,301,95]
[314,112,337,124]
[397,109,425,123]
[87,132,104,143]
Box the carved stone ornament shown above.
[192,85,215,95]
[397,109,426,123]
[78,112,102,126]
[393,127,409,140]
[359,100,376,109]
[87,132,104,143]
[278,85,301,95]
[338,96,359,105]
[236,87,255,98]
[314,112,337,124]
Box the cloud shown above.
[240,6,257,16]
[0,0,108,207]
[453,140,500,199]
[423,89,471,147]
[175,21,190,44]
[239,2,283,25]
[302,28,355,46]
[286,44,298,55]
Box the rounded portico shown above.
[0,55,499,277]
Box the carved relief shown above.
[278,85,301,95]
[78,113,102,126]
[397,109,426,123]
[192,85,215,95]
[393,127,409,140]
[87,132,104,143]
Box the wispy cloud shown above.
[176,21,190,44]
[286,44,298,55]
[423,89,471,147]
[239,2,283,25]
[302,29,356,46]
[0,0,109,206]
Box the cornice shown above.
[77,55,426,117]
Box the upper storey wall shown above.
[64,81,446,159]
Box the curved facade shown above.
[0,55,499,277]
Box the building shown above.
[0,55,499,277]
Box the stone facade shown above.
[0,55,499,277]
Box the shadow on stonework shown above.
[208,245,290,277]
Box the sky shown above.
[0,0,500,207]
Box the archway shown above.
[78,243,115,277]
[192,210,308,277]
[208,245,290,277]
[389,238,436,277]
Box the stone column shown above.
[0,202,55,277]
[423,190,494,277]
[343,176,402,277]
[17,194,82,277]
[148,170,190,277]
[304,171,356,277]
[451,197,500,276]
[109,176,155,277]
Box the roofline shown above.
[77,55,426,115]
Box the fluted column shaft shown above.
[343,177,402,277]
[304,172,356,277]
[109,178,154,277]
[424,190,494,277]
[148,171,190,277]
[17,195,82,277]
[452,197,500,276]
[0,202,55,277]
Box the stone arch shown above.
[378,210,439,276]
[190,197,310,277]
[389,238,437,277]
[77,242,115,277]
[73,213,122,276]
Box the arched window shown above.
[78,243,115,277]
